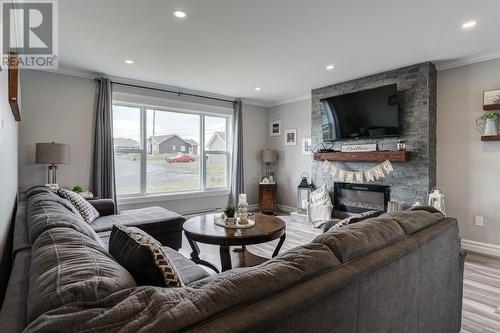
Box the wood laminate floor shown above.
[179,214,500,332]
[461,253,500,332]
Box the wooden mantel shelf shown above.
[481,135,500,142]
[314,150,411,162]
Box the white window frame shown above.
[113,101,232,199]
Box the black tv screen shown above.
[320,84,400,141]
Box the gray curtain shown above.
[91,78,116,206]
[229,100,244,206]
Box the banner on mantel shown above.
[322,159,394,183]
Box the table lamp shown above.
[35,142,69,185]
[261,149,278,179]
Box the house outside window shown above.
[113,103,231,196]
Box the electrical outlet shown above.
[474,216,484,227]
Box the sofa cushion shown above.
[58,189,100,223]
[25,243,340,333]
[0,250,31,333]
[27,193,103,246]
[25,185,57,198]
[313,216,405,263]
[109,225,183,287]
[162,246,210,285]
[12,201,31,255]
[91,206,185,233]
[28,227,136,322]
[389,209,443,235]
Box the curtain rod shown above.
[107,80,237,104]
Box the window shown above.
[113,104,231,197]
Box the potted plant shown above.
[72,185,85,193]
[223,205,236,225]
[477,112,500,136]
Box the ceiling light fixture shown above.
[255,87,262,91]
[124,59,134,64]
[462,20,477,29]
[326,64,335,71]
[174,10,187,18]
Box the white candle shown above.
[239,194,247,204]
[302,199,308,209]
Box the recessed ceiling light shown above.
[174,10,187,18]
[124,59,134,64]
[326,64,335,71]
[462,20,477,29]
[255,87,261,91]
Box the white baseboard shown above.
[461,239,500,258]
[277,204,296,213]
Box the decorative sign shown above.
[341,144,377,152]
[322,159,394,184]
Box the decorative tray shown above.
[214,218,256,229]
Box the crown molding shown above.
[266,94,311,108]
[436,50,500,71]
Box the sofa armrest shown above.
[88,199,115,216]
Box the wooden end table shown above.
[183,213,286,272]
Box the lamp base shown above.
[47,164,58,184]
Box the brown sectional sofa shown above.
[0,187,465,332]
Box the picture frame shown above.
[270,120,281,136]
[284,129,297,146]
[301,138,312,155]
[483,89,500,111]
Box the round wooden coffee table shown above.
[183,213,286,272]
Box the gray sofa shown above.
[0,187,465,332]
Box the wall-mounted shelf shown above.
[481,135,500,141]
[314,150,411,162]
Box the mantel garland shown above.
[321,159,394,183]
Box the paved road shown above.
[115,158,199,193]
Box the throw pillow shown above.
[58,189,100,223]
[109,224,183,287]
[329,210,382,231]
[310,184,332,206]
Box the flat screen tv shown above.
[320,84,400,141]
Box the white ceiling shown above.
[58,0,500,105]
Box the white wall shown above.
[0,67,19,260]
[267,99,312,208]
[437,58,500,247]
[242,104,268,204]
[19,70,96,190]
[18,70,267,214]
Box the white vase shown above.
[484,118,498,136]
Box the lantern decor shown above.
[428,187,446,216]
[297,173,314,213]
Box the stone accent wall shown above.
[311,62,437,208]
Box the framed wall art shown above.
[284,129,297,145]
[270,120,281,136]
[483,89,500,111]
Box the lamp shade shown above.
[35,143,69,164]
[261,149,278,163]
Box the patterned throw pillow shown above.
[109,225,183,288]
[330,210,382,231]
[310,184,332,206]
[58,189,100,223]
